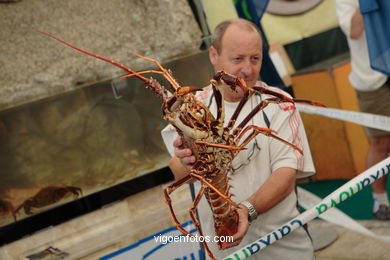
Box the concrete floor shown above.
[311,220,390,260]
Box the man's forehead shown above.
[220,27,262,53]
[225,23,257,35]
[222,24,261,42]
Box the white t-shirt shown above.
[161,83,315,259]
[336,0,387,92]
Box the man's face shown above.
[210,24,262,101]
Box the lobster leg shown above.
[189,185,217,260]
[252,85,295,103]
[232,98,275,136]
[13,203,24,220]
[225,90,252,131]
[194,140,245,151]
[190,172,239,208]
[231,87,325,137]
[293,98,326,107]
[210,83,224,123]
[252,85,326,107]
[164,174,196,236]
[235,125,277,146]
[235,125,303,155]
[266,131,303,155]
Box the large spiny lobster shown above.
[38,31,323,260]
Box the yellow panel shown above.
[201,0,238,33]
[292,70,357,180]
[262,0,339,44]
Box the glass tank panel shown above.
[0,51,214,228]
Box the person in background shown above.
[336,0,390,220]
[161,18,316,259]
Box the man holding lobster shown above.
[36,16,317,260]
[162,18,316,259]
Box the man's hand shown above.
[173,136,196,171]
[221,205,250,249]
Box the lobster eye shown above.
[222,74,235,86]
[213,71,223,81]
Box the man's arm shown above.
[225,167,296,249]
[248,167,296,214]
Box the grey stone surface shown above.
[0,0,202,111]
[312,220,390,260]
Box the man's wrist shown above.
[240,200,258,223]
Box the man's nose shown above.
[240,60,252,77]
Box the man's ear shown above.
[209,45,218,66]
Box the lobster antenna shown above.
[36,30,150,84]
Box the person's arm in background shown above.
[336,0,362,38]
[350,8,364,39]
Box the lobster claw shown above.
[213,70,247,92]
